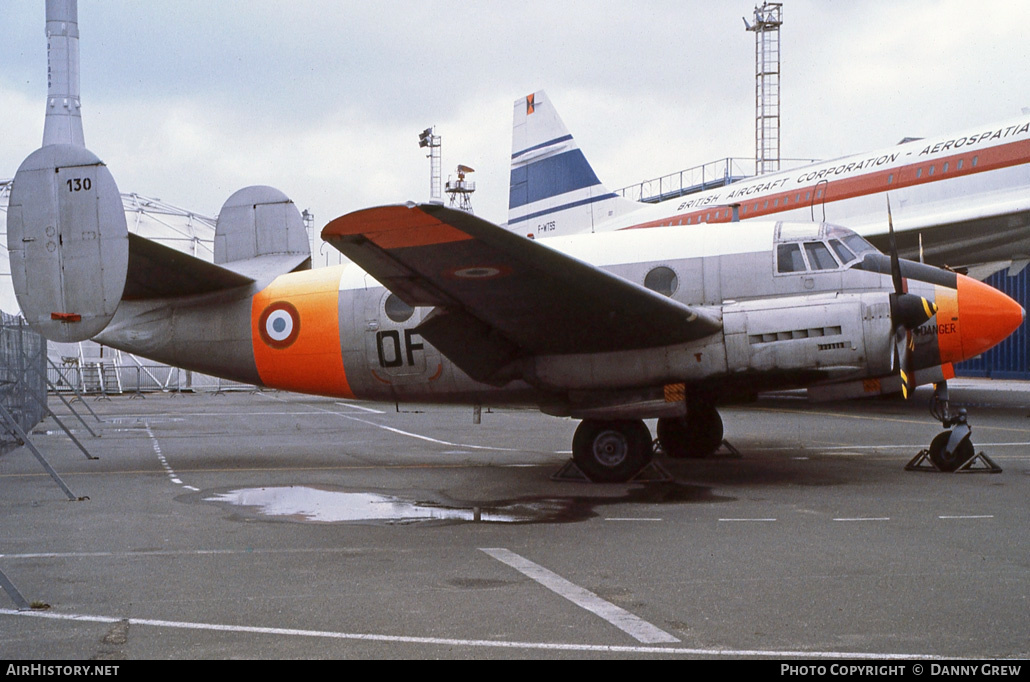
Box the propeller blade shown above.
[894,328,915,399]
[886,195,905,295]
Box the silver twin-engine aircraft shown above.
[6,1,1025,482]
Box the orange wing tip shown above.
[322,204,473,249]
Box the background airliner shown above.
[508,91,1030,277]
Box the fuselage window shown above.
[929,165,935,176]
[972,155,978,167]
[888,173,894,184]
[916,167,923,178]
[777,243,806,273]
[804,241,839,270]
[942,162,949,173]
[644,266,678,297]
[384,294,415,323]
[957,159,964,170]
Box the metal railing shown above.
[615,156,820,204]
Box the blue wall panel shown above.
[956,267,1029,379]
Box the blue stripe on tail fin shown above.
[508,91,640,236]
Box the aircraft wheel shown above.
[928,430,975,472]
[572,419,652,482]
[657,406,723,458]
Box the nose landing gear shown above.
[906,381,1002,473]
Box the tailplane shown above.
[507,91,640,237]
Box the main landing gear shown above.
[906,381,1001,473]
[569,405,725,482]
[571,419,654,483]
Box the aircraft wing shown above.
[322,203,721,384]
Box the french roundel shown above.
[258,301,300,349]
[443,264,513,280]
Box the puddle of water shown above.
[206,486,534,524]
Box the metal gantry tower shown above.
[746,2,782,175]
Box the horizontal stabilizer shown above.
[123,233,254,300]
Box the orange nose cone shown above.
[955,274,1025,360]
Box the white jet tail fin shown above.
[507,91,640,237]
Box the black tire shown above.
[572,419,652,482]
[657,406,723,459]
[928,430,975,472]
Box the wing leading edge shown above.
[322,203,721,384]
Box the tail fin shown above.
[507,91,640,236]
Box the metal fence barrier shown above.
[0,313,47,452]
[46,362,258,395]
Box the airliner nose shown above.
[950,274,1025,361]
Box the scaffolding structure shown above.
[445,165,476,213]
[746,2,783,175]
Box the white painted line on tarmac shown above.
[262,392,524,452]
[334,401,385,414]
[145,424,199,492]
[938,515,994,519]
[334,413,526,452]
[833,517,890,522]
[479,547,679,644]
[605,518,663,522]
[719,518,777,522]
[0,608,947,659]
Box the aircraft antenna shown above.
[418,126,443,203]
[444,165,476,213]
[746,2,782,175]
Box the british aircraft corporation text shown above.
[677,120,1030,212]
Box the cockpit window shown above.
[804,241,839,270]
[777,243,806,273]
[776,223,877,274]
[829,238,857,264]
[842,233,877,257]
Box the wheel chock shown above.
[551,459,673,483]
[905,449,1002,473]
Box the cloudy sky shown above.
[2,0,1028,229]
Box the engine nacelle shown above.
[6,144,128,342]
